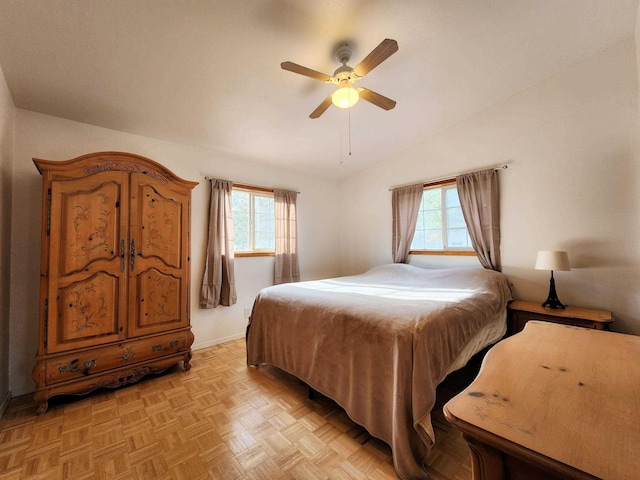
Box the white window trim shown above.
[410,181,475,255]
[232,186,275,256]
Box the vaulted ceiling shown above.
[0,1,637,179]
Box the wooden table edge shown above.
[442,404,601,480]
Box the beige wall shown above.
[8,111,343,396]
[339,38,640,335]
[4,34,640,399]
[0,66,15,413]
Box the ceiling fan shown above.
[281,38,398,119]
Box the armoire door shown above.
[46,170,129,353]
[127,172,191,337]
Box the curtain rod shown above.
[204,177,300,194]
[388,165,508,191]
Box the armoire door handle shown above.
[130,239,136,271]
[120,239,125,272]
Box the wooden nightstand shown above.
[507,300,612,336]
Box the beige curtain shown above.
[456,169,501,271]
[391,183,423,263]
[274,189,300,284]
[200,179,237,308]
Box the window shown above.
[410,182,474,254]
[232,186,275,255]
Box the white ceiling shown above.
[0,1,638,179]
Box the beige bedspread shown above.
[246,264,512,479]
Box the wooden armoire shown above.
[32,152,197,413]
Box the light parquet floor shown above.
[0,339,473,479]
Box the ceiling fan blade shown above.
[309,95,333,119]
[358,88,396,110]
[353,39,398,78]
[281,61,332,82]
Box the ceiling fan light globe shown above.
[332,87,359,109]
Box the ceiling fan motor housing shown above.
[333,66,355,86]
[333,44,357,85]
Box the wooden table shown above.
[444,321,640,480]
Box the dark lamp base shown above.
[542,271,566,310]
[542,297,566,310]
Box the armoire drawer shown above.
[44,331,189,386]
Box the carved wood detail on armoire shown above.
[32,152,197,414]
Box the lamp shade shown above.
[535,251,570,271]
[332,86,359,109]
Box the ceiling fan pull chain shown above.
[339,115,344,169]
[348,102,352,156]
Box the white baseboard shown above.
[0,390,11,418]
[192,333,245,351]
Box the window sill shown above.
[236,252,275,258]
[409,250,476,256]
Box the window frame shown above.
[409,179,476,256]
[232,184,276,258]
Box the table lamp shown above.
[535,250,570,309]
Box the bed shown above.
[245,263,513,479]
